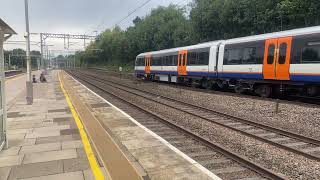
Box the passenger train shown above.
[134,26,320,97]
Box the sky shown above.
[0,0,191,55]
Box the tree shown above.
[77,1,320,70]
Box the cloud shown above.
[1,0,191,51]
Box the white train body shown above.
[135,26,320,96]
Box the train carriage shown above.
[135,42,222,84]
[135,26,320,97]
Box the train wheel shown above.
[234,84,245,94]
[206,81,214,90]
[256,85,272,98]
[200,79,209,89]
[307,86,319,96]
[216,80,228,90]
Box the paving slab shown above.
[113,126,156,141]
[21,171,84,180]
[8,160,63,179]
[25,129,61,139]
[8,138,36,148]
[130,146,187,172]
[0,155,24,167]
[23,149,77,164]
[0,146,21,157]
[122,138,164,150]
[63,158,90,172]
[35,135,77,144]
[76,148,86,158]
[62,140,83,149]
[7,128,33,135]
[20,142,61,154]
[0,166,11,180]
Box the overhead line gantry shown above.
[39,33,96,69]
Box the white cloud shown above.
[1,0,191,52]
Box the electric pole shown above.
[24,0,33,105]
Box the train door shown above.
[145,56,151,74]
[178,50,187,76]
[276,37,292,80]
[263,37,292,80]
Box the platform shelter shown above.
[0,18,16,151]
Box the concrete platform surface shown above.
[0,70,107,180]
[5,71,41,106]
[62,71,220,180]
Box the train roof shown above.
[224,25,320,45]
[137,40,223,57]
[137,26,320,58]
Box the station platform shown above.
[0,70,219,180]
[0,71,107,180]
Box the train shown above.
[134,26,320,97]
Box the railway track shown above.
[71,69,320,162]
[89,67,320,106]
[67,69,286,180]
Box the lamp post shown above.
[24,0,33,105]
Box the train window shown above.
[159,57,163,66]
[198,52,209,65]
[166,56,170,66]
[173,55,178,65]
[166,56,173,66]
[242,48,256,64]
[169,56,174,66]
[164,56,168,66]
[157,57,160,66]
[162,56,165,66]
[226,49,242,65]
[160,57,164,66]
[255,47,264,64]
[302,45,320,63]
[267,44,275,64]
[223,50,229,64]
[188,52,197,65]
[185,54,188,65]
[151,58,158,66]
[179,54,184,66]
[279,43,287,64]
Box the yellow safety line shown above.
[58,72,105,180]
